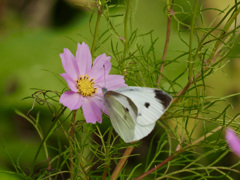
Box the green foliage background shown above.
[1,0,240,179]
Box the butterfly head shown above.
[102,87,108,94]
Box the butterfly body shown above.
[103,86,172,143]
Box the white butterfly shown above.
[102,86,172,143]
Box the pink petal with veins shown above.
[82,98,102,123]
[60,48,79,79]
[60,91,82,110]
[76,42,92,76]
[60,73,78,92]
[225,128,240,158]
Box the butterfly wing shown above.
[115,86,172,126]
[133,123,155,142]
[104,91,137,143]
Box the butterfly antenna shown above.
[103,65,106,88]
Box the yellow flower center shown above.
[76,75,97,96]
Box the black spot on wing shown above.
[126,97,138,115]
[154,89,172,109]
[106,90,138,118]
[144,102,150,108]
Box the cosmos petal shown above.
[89,53,111,81]
[82,98,102,124]
[93,53,111,71]
[60,73,78,92]
[225,128,240,158]
[76,42,92,76]
[98,75,127,90]
[60,91,82,110]
[60,48,79,79]
[92,91,108,115]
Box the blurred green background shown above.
[1,0,240,179]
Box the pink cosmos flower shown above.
[225,128,240,157]
[59,42,127,124]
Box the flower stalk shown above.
[102,127,113,180]
[123,0,130,58]
[188,0,199,82]
[157,0,174,88]
[69,110,77,180]
[135,126,222,180]
[91,1,104,55]
[110,145,135,180]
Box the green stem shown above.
[192,1,240,63]
[188,0,199,81]
[102,127,113,180]
[123,0,130,58]
[91,5,103,56]
[30,107,67,176]
[210,5,240,61]
[157,0,173,88]
[69,110,77,180]
[15,110,50,170]
[110,145,135,180]
[135,126,222,180]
